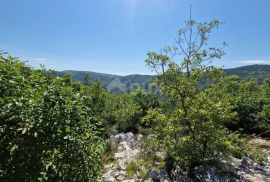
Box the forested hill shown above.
[224,64,270,80]
[58,64,270,92]
[57,70,154,93]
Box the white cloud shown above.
[36,57,49,62]
[34,58,56,67]
[239,59,270,64]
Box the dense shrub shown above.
[221,78,270,136]
[0,54,104,181]
[101,87,160,135]
[108,94,142,133]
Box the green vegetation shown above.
[221,77,270,136]
[0,53,104,181]
[58,70,154,93]
[126,160,149,180]
[224,64,270,81]
[143,18,239,172]
[0,17,269,181]
[58,65,270,93]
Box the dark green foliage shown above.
[0,53,104,181]
[113,94,142,133]
[221,78,270,136]
[100,87,160,135]
[224,64,270,81]
[100,92,142,134]
[131,87,160,113]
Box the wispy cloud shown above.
[36,57,50,62]
[239,59,270,64]
[34,58,56,67]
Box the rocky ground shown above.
[103,133,270,182]
[103,132,145,182]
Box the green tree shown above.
[143,17,239,172]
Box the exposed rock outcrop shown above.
[103,134,270,182]
[103,132,142,182]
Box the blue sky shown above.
[1,0,270,75]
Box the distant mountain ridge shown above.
[223,64,270,80]
[57,64,270,93]
[57,70,154,93]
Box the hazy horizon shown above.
[57,64,270,77]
